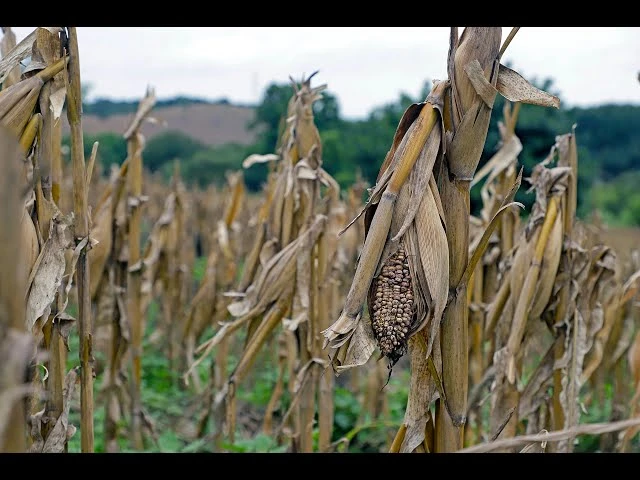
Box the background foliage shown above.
[70,78,640,226]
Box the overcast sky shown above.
[9,27,640,119]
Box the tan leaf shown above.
[497,64,560,108]
[399,331,440,452]
[25,218,70,330]
[42,368,78,452]
[332,315,376,373]
[49,86,66,121]
[242,153,279,169]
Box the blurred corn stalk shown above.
[27,29,79,454]
[620,267,640,451]
[182,172,246,446]
[62,26,98,453]
[584,249,640,452]
[1,28,21,88]
[137,162,190,379]
[187,72,342,452]
[182,171,245,394]
[322,27,560,453]
[0,125,36,452]
[465,100,524,445]
[123,87,156,450]
[1,27,94,453]
[473,127,639,453]
[95,160,131,453]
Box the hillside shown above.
[61,102,260,147]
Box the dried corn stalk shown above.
[182,171,245,403]
[1,28,87,454]
[188,73,339,452]
[1,28,20,88]
[466,100,524,444]
[0,125,36,452]
[323,26,558,453]
[124,87,156,450]
[488,162,570,448]
[98,161,131,453]
[31,29,70,455]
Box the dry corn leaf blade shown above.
[88,200,113,299]
[27,409,46,452]
[235,215,326,318]
[53,312,76,353]
[0,76,39,119]
[22,61,46,75]
[242,153,279,169]
[497,64,560,108]
[463,168,523,289]
[338,103,425,237]
[463,59,498,109]
[19,206,40,293]
[59,234,89,315]
[609,310,635,366]
[0,27,40,85]
[123,87,156,139]
[412,178,449,356]
[0,331,36,443]
[458,418,640,453]
[0,77,43,136]
[518,339,558,419]
[1,27,20,88]
[447,60,499,179]
[49,86,66,121]
[558,298,588,450]
[390,121,442,243]
[519,431,548,453]
[399,333,439,452]
[472,134,523,189]
[333,316,376,373]
[529,208,564,318]
[227,238,297,318]
[41,368,78,452]
[25,218,70,330]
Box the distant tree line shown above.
[69,80,640,226]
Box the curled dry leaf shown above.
[242,153,279,169]
[497,64,561,109]
[0,28,59,85]
[25,217,71,330]
[30,368,78,452]
[49,87,66,121]
[1,27,20,88]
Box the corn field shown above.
[1,26,640,454]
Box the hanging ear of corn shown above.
[323,80,448,373]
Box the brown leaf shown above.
[242,153,279,169]
[0,28,57,85]
[25,217,70,330]
[42,368,78,452]
[497,64,560,108]
[123,87,157,140]
[399,331,440,452]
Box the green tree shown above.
[143,131,207,172]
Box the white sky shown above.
[9,27,640,119]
